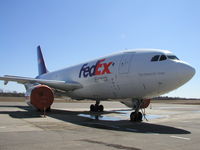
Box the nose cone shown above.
[178,62,195,85]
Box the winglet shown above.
[37,46,48,75]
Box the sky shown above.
[0,0,199,98]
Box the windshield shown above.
[167,55,179,60]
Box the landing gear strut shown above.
[130,100,143,122]
[90,100,104,112]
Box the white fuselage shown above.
[38,49,195,100]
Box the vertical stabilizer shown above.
[37,46,48,75]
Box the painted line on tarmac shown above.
[170,136,190,141]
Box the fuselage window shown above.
[167,55,179,60]
[159,55,167,61]
[151,55,160,61]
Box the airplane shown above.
[0,46,195,121]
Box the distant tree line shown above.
[0,89,24,97]
[153,96,199,100]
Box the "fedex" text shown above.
[79,59,113,78]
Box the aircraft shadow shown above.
[0,105,191,135]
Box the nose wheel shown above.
[130,112,143,122]
[90,100,104,112]
[130,99,144,122]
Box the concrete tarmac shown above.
[0,101,200,150]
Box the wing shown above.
[0,75,82,91]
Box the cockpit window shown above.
[167,55,179,60]
[159,55,167,61]
[151,55,160,61]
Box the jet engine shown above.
[140,99,151,109]
[25,85,54,111]
[120,99,151,109]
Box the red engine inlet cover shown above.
[30,85,54,111]
[140,99,151,109]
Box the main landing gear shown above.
[130,100,143,122]
[90,100,104,112]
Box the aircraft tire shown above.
[130,112,136,121]
[130,112,143,122]
[94,105,99,112]
[99,105,104,112]
[137,112,143,121]
[90,104,95,112]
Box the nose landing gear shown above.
[130,99,144,122]
[90,100,104,112]
[130,111,143,122]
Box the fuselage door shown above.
[118,53,133,74]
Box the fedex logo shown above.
[79,59,113,78]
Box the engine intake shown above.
[140,99,151,109]
[120,99,151,109]
[26,85,54,111]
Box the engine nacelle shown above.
[120,99,151,109]
[25,85,54,111]
[140,99,151,109]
